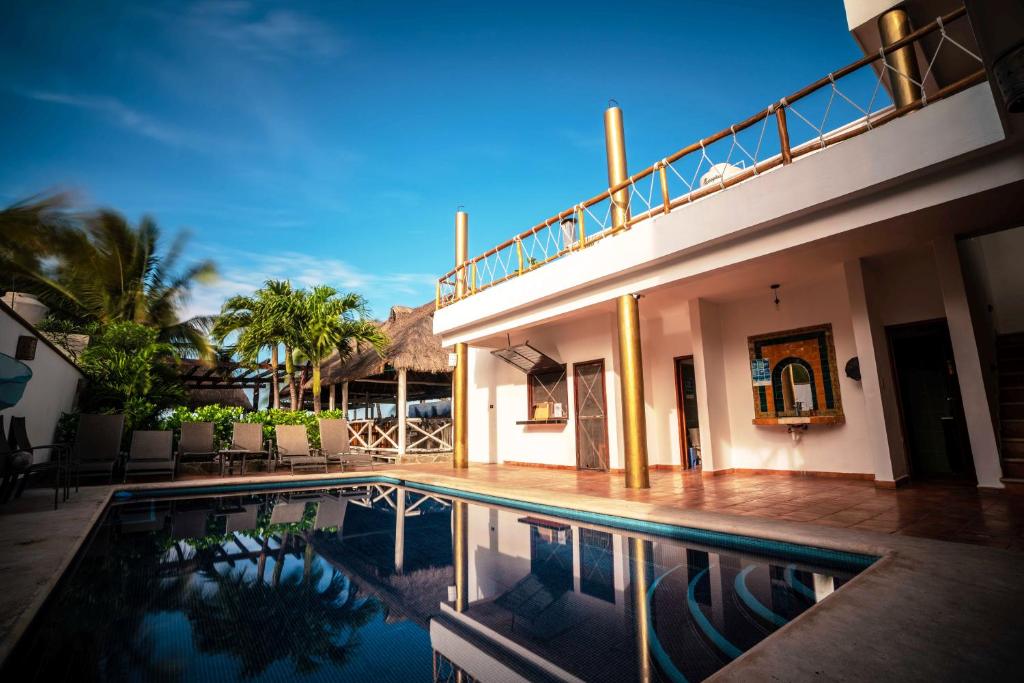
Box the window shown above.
[527,365,568,420]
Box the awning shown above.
[490,343,561,374]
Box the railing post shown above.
[577,206,586,249]
[658,162,671,213]
[516,238,524,275]
[471,261,477,293]
[775,103,792,165]
[435,279,441,308]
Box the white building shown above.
[434,0,1024,490]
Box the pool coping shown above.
[2,468,1022,680]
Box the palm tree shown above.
[292,287,386,413]
[1,195,217,358]
[212,279,295,410]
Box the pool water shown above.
[3,483,871,682]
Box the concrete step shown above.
[1001,386,1024,404]
[1002,402,1024,420]
[1003,438,1024,458]
[1002,458,1024,479]
[998,357,1024,374]
[1000,478,1024,494]
[1001,372,1024,388]
[1003,421,1024,439]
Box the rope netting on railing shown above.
[436,8,984,309]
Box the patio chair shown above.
[70,413,125,487]
[176,422,219,475]
[6,415,69,508]
[273,425,327,474]
[218,422,268,476]
[318,418,375,471]
[0,419,34,504]
[123,430,175,482]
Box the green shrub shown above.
[159,405,347,450]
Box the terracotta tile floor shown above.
[96,463,1024,550]
[394,464,1024,549]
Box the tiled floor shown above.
[391,464,1024,550]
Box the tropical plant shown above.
[292,287,386,413]
[212,279,296,410]
[79,321,185,432]
[186,561,379,678]
[0,194,217,357]
[160,404,346,450]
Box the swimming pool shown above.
[2,480,875,682]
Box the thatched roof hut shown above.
[312,302,451,409]
[320,302,448,383]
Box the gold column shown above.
[453,211,469,469]
[878,7,922,108]
[605,103,650,489]
[453,500,469,612]
[618,294,650,488]
[629,537,653,682]
[604,104,630,229]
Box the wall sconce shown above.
[770,283,781,310]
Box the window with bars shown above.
[527,365,568,420]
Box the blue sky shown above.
[0,1,867,319]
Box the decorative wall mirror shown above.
[747,323,844,425]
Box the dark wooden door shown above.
[889,320,975,480]
[674,356,700,469]
[574,360,609,471]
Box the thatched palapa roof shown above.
[186,387,253,410]
[317,302,449,385]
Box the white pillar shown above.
[394,488,406,573]
[328,383,336,411]
[843,259,908,484]
[397,368,408,456]
[688,298,732,472]
[932,236,1003,488]
[341,381,349,418]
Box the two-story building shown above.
[433,0,1024,491]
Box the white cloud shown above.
[181,248,436,320]
[185,1,345,62]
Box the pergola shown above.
[177,358,275,409]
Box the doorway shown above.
[674,356,701,469]
[888,320,975,481]
[573,359,609,471]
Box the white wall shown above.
[0,307,82,461]
[715,269,874,475]
[961,226,1024,334]
[468,297,695,469]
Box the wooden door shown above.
[574,360,609,471]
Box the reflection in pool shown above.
[4,484,869,682]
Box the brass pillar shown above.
[618,294,650,488]
[604,103,650,489]
[629,537,653,682]
[878,7,922,108]
[453,500,469,612]
[453,211,469,469]
[604,104,630,228]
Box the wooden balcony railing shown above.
[436,6,984,309]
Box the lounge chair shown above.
[176,422,219,475]
[318,418,375,471]
[273,425,327,474]
[69,414,125,487]
[218,422,268,476]
[6,416,69,508]
[123,430,175,482]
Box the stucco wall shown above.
[714,270,873,475]
[0,306,82,462]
